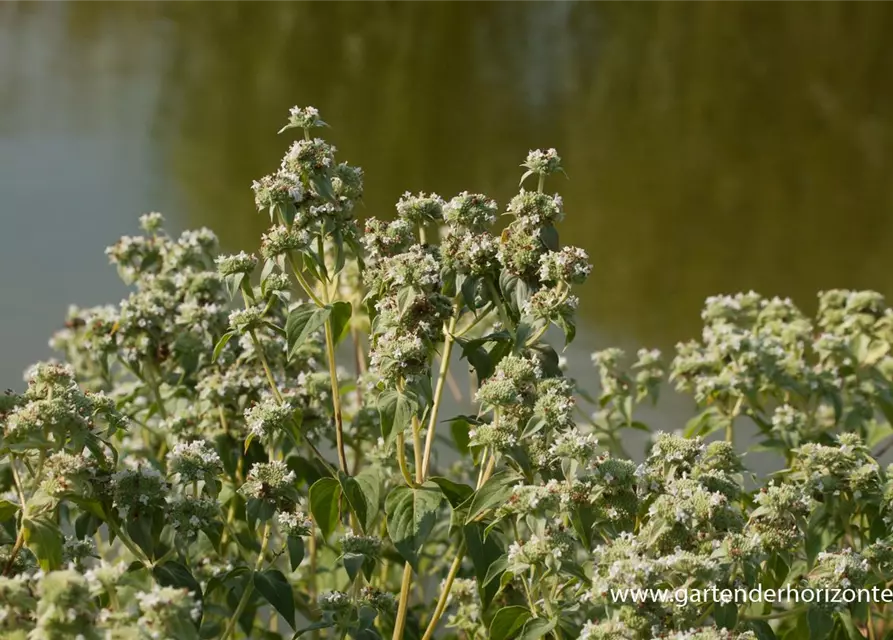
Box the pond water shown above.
[3,3,893,436]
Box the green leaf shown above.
[482,554,508,587]
[0,499,19,521]
[254,569,295,629]
[310,173,336,203]
[836,610,863,640]
[287,536,305,572]
[714,601,738,630]
[385,482,444,571]
[683,407,724,438]
[330,301,353,345]
[212,332,235,363]
[518,618,557,640]
[450,416,472,455]
[465,522,504,610]
[465,470,521,523]
[338,470,379,534]
[286,304,331,359]
[806,607,833,640]
[205,566,251,598]
[309,478,342,540]
[489,606,531,640]
[747,620,777,640]
[539,225,559,252]
[377,389,419,448]
[153,561,203,603]
[429,477,474,509]
[23,515,62,571]
[342,552,365,582]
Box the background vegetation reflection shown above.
[3,1,893,388]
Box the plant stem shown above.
[412,415,423,484]
[422,448,496,627]
[421,541,466,640]
[324,319,349,473]
[106,520,152,567]
[287,253,326,307]
[454,302,494,338]
[422,307,460,478]
[392,562,414,640]
[486,279,512,332]
[521,571,538,616]
[222,521,272,640]
[393,413,426,639]
[396,433,416,488]
[3,531,24,576]
[249,330,283,404]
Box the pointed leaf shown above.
[518,618,556,640]
[254,569,295,629]
[330,301,353,345]
[466,470,522,523]
[287,536,305,572]
[489,606,531,640]
[286,304,331,358]
[153,561,203,604]
[309,478,341,540]
[385,482,444,571]
[23,515,62,571]
[429,477,474,509]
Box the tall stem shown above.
[222,521,272,640]
[396,433,415,488]
[420,542,466,640]
[250,331,283,404]
[392,562,414,640]
[422,307,459,478]
[412,415,423,484]
[324,319,349,473]
[486,279,512,332]
[393,415,424,639]
[422,450,495,634]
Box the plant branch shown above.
[221,521,272,640]
[421,541,466,640]
[422,305,460,478]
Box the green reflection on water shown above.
[6,1,893,356]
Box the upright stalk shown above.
[324,319,349,473]
[421,305,460,477]
[222,521,272,640]
[421,452,495,637]
[392,562,414,640]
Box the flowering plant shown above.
[2,107,893,640]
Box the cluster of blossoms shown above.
[364,197,453,389]
[167,439,223,484]
[439,192,500,285]
[472,354,580,466]
[238,460,298,506]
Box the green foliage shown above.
[3,106,893,640]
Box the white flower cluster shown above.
[215,251,257,276]
[244,397,294,442]
[276,509,313,537]
[538,246,592,285]
[396,191,445,224]
[167,440,222,483]
[239,460,297,504]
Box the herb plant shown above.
[2,107,893,640]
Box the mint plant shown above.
[3,107,893,640]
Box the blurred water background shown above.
[2,2,893,441]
